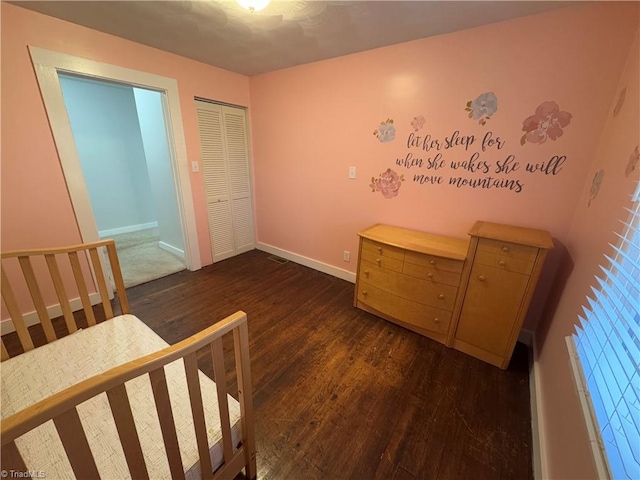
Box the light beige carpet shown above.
[103,228,186,288]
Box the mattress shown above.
[1,314,242,479]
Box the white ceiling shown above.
[13,1,576,76]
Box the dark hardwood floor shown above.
[3,249,533,479]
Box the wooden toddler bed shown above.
[0,240,256,479]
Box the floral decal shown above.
[613,87,627,117]
[465,92,498,125]
[521,101,572,145]
[373,118,396,143]
[370,168,404,199]
[411,115,426,132]
[626,146,639,178]
[588,170,605,207]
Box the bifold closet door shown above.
[195,101,254,263]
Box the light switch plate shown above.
[349,166,356,179]
[192,161,200,172]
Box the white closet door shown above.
[196,103,235,262]
[196,101,254,263]
[222,106,255,254]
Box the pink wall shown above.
[535,29,640,479]
[1,2,250,266]
[249,4,637,290]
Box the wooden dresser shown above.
[354,224,469,344]
[451,221,553,369]
[354,222,553,369]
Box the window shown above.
[568,183,640,479]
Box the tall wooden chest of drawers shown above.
[451,221,553,369]
[354,224,469,344]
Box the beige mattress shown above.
[1,314,241,479]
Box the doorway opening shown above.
[29,46,202,296]
[58,74,186,287]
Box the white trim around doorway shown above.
[29,46,202,271]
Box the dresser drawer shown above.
[360,261,457,310]
[357,281,451,334]
[474,250,534,275]
[404,251,464,274]
[477,238,538,262]
[360,248,403,272]
[402,262,461,287]
[362,238,405,261]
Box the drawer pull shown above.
[430,260,436,266]
[438,294,445,300]
[478,275,486,282]
[502,246,509,252]
[427,273,433,278]
[364,270,370,277]
[433,318,440,324]
[376,258,381,265]
[362,291,368,296]
[498,260,506,266]
[377,247,383,253]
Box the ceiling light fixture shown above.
[236,0,270,13]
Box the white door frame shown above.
[29,46,202,271]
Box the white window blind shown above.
[569,183,640,479]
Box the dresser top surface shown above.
[468,221,554,249]
[358,224,469,260]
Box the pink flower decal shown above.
[613,87,626,117]
[626,146,639,178]
[521,101,572,145]
[588,170,604,207]
[411,115,425,132]
[370,168,404,199]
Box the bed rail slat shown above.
[184,352,214,480]
[16,257,57,343]
[45,254,77,334]
[88,247,114,319]
[211,337,234,464]
[1,265,36,352]
[53,408,100,479]
[105,242,130,314]
[234,322,257,479]
[149,367,186,480]
[1,338,9,361]
[68,251,97,326]
[1,440,28,473]
[107,384,149,480]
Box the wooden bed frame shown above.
[0,240,257,480]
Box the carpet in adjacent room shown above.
[103,228,186,288]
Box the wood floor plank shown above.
[2,250,532,479]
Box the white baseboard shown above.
[99,221,158,237]
[530,336,549,480]
[158,241,185,259]
[518,328,534,346]
[256,242,356,283]
[1,292,101,336]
